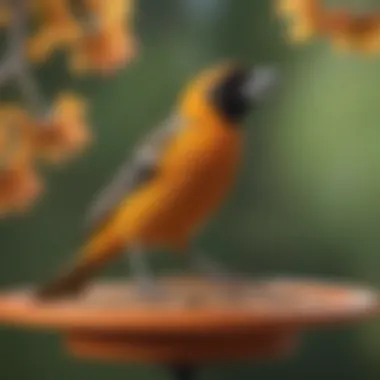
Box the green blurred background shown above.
[1,0,380,379]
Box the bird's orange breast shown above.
[114,118,242,251]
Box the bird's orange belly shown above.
[120,145,240,251]
[148,170,236,248]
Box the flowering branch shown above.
[0,0,137,217]
[276,0,380,54]
[9,0,47,116]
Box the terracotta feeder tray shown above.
[0,276,378,379]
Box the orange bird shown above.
[37,62,278,299]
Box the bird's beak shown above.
[243,66,279,103]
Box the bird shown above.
[36,61,278,300]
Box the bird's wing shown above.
[84,114,183,234]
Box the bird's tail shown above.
[35,258,105,300]
[36,232,122,300]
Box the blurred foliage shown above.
[0,0,379,379]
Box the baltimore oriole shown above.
[37,62,278,299]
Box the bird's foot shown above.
[127,245,167,303]
[133,277,167,303]
[190,254,246,300]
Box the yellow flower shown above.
[0,106,42,216]
[31,93,92,163]
[330,14,380,54]
[276,0,380,54]
[84,0,134,26]
[275,0,304,18]
[0,106,34,170]
[0,165,44,216]
[69,23,137,75]
[67,0,136,75]
[276,0,324,43]
[28,0,82,63]
[0,94,90,215]
[287,16,319,42]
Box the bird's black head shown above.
[210,64,278,123]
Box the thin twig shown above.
[8,0,26,57]
[9,0,49,118]
[0,0,15,87]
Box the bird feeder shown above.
[0,276,378,380]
